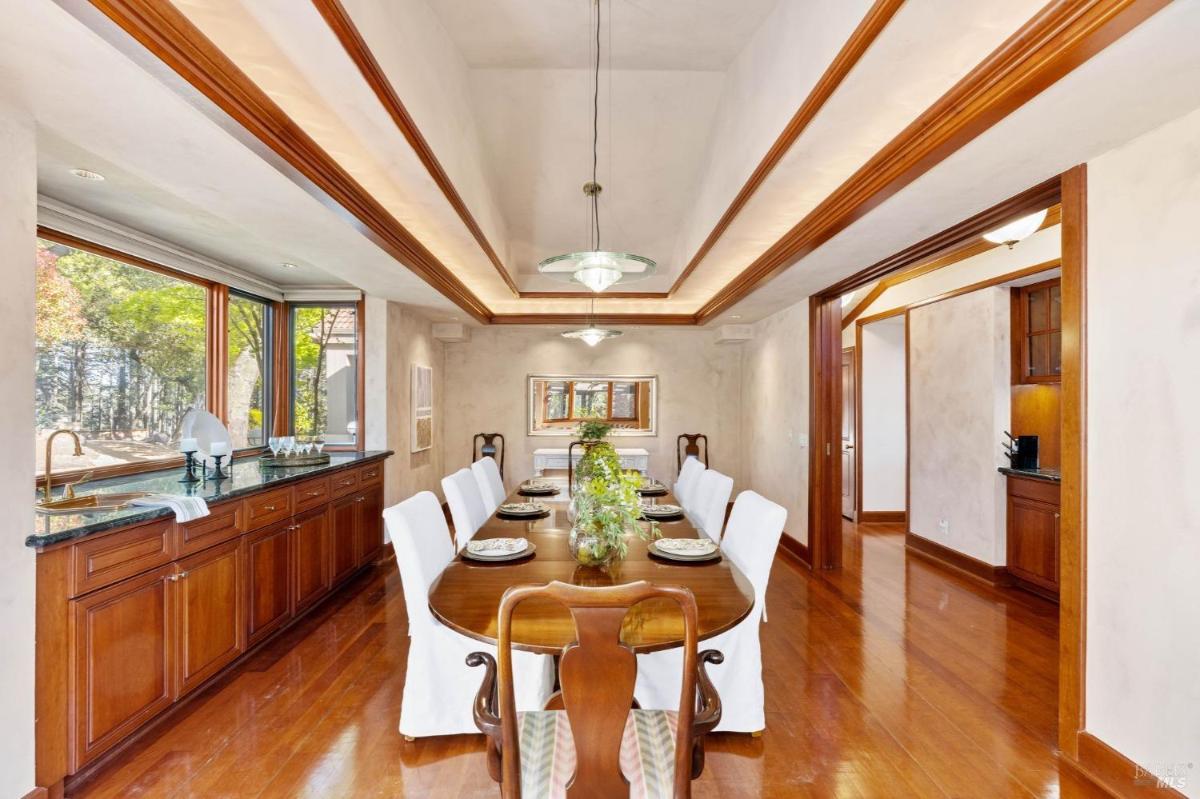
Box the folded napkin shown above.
[467,537,529,556]
[130,494,210,522]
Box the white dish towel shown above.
[130,494,210,522]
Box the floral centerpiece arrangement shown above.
[569,441,659,566]
[577,419,612,443]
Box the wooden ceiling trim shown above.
[516,291,671,300]
[840,202,1062,328]
[76,0,493,323]
[696,0,1168,323]
[490,313,697,326]
[667,0,905,295]
[311,0,520,297]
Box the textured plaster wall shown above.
[442,326,743,493]
[1085,104,1200,787]
[365,300,445,507]
[860,317,907,512]
[739,302,809,544]
[908,289,1010,565]
[0,107,37,798]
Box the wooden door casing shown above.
[246,521,294,645]
[175,538,245,697]
[294,507,332,612]
[71,565,175,769]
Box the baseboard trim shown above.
[777,534,811,569]
[905,532,1009,587]
[1069,732,1189,798]
[858,510,907,524]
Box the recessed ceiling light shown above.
[281,262,298,269]
[729,315,742,320]
[69,168,105,181]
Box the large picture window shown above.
[290,304,359,446]
[35,238,207,473]
[228,292,272,449]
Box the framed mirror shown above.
[528,375,657,436]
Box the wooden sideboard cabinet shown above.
[34,457,389,793]
[1006,475,1060,599]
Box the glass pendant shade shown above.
[561,325,622,346]
[983,209,1047,246]
[538,251,656,293]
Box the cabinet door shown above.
[330,494,359,585]
[355,487,384,567]
[71,565,175,769]
[294,507,332,612]
[246,521,294,645]
[175,538,245,696]
[1007,496,1060,592]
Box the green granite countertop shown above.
[28,450,392,549]
[998,466,1061,483]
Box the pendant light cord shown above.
[591,0,601,251]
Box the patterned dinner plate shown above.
[649,538,720,562]
[462,542,537,563]
[637,480,669,496]
[518,480,560,496]
[640,503,684,520]
[497,501,550,518]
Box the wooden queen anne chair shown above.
[468,581,724,798]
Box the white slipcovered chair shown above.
[634,490,787,733]
[385,491,554,738]
[689,469,734,542]
[674,456,705,510]
[471,456,506,515]
[442,467,489,551]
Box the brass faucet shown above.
[42,429,84,504]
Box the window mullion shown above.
[207,283,229,424]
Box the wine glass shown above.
[282,436,295,457]
[268,436,281,457]
[314,438,325,454]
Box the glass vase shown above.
[569,524,618,567]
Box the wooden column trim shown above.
[807,295,843,569]
[355,298,366,452]
[207,283,229,424]
[1058,164,1087,759]
[271,301,290,437]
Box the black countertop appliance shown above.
[1003,432,1040,471]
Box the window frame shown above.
[286,301,365,452]
[34,229,367,487]
[533,379,645,424]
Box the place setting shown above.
[647,536,721,564]
[639,501,685,522]
[517,478,560,497]
[495,500,551,520]
[461,537,537,563]
[636,477,669,497]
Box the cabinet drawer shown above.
[175,503,244,557]
[330,469,360,499]
[293,477,332,514]
[243,487,293,531]
[1007,476,1060,505]
[358,461,383,487]
[71,520,174,597]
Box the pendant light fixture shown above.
[537,0,656,293]
[562,296,622,346]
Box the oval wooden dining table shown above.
[427,487,754,655]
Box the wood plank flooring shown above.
[68,522,1108,798]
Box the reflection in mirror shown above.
[528,375,656,436]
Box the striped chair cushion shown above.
[517,709,678,798]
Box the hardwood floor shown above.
[68,521,1107,798]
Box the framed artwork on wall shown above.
[412,364,433,452]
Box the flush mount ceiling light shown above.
[983,209,1048,248]
[69,168,105,181]
[562,296,622,347]
[537,0,655,293]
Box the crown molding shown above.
[65,0,492,323]
[696,0,1170,322]
[311,0,519,297]
[490,313,697,326]
[668,0,905,295]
